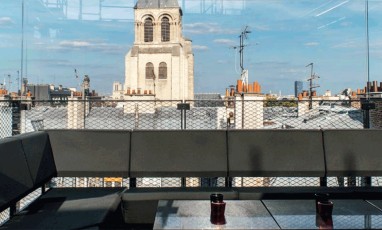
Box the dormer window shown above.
[144,18,153,42]
[161,17,170,42]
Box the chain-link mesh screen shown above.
[372,177,382,186]
[232,177,320,187]
[0,209,9,226]
[0,99,363,134]
[49,177,129,188]
[263,99,363,129]
[19,188,42,211]
[136,178,182,188]
[0,101,12,138]
[327,176,365,187]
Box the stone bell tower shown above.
[123,0,194,101]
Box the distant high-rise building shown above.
[294,81,303,97]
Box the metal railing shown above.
[0,98,373,226]
[0,99,365,137]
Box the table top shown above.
[263,199,382,229]
[154,199,382,230]
[153,200,280,229]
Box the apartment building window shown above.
[144,18,153,42]
[161,17,170,42]
[159,62,167,79]
[146,62,154,79]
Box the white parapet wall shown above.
[297,99,320,117]
[67,97,88,129]
[235,94,265,129]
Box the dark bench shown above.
[122,130,238,224]
[0,131,128,229]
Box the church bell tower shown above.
[124,0,194,101]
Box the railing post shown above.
[361,100,375,187]
[129,178,136,188]
[177,102,190,130]
[225,177,232,188]
[320,177,327,187]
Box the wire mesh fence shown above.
[0,98,374,227]
[0,209,9,226]
[49,177,130,188]
[232,177,321,187]
[19,188,42,211]
[0,98,366,135]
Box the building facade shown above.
[294,81,303,98]
[120,0,194,101]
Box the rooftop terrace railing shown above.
[0,99,365,138]
[0,98,373,226]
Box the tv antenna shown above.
[232,26,251,89]
[306,63,320,109]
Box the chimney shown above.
[237,80,243,93]
[230,88,235,97]
[248,84,253,93]
[357,89,361,94]
[298,93,303,101]
[225,88,229,97]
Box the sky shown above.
[0,0,382,96]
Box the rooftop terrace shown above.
[0,98,382,229]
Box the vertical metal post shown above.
[184,109,187,130]
[130,178,136,188]
[361,99,374,187]
[180,109,183,130]
[320,177,327,187]
[181,178,186,188]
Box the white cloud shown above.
[184,23,237,35]
[60,40,92,48]
[304,42,319,46]
[193,45,209,51]
[332,41,358,49]
[213,39,235,45]
[0,17,13,27]
[47,40,128,54]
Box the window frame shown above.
[144,17,154,42]
[161,17,170,42]
[146,62,155,79]
[159,62,167,79]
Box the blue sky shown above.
[1,0,382,96]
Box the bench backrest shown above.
[130,130,228,177]
[0,138,34,212]
[228,130,326,177]
[47,130,130,177]
[16,131,57,187]
[323,129,382,176]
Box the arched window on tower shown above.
[161,17,170,42]
[159,62,167,79]
[146,62,154,79]
[144,18,153,42]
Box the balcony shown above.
[1,99,382,229]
